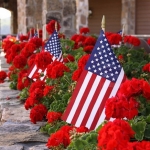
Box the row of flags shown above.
[26,28,126,130]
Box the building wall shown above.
[17,0,76,37]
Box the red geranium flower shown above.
[46,130,70,148]
[19,34,29,42]
[106,32,122,45]
[83,36,96,46]
[83,45,94,53]
[97,119,135,150]
[30,104,47,124]
[124,35,141,46]
[13,54,27,69]
[72,68,83,81]
[80,27,90,34]
[142,63,150,72]
[30,88,43,100]
[63,54,75,63]
[47,61,70,79]
[46,111,62,124]
[29,37,43,48]
[35,51,53,70]
[46,20,61,35]
[0,71,7,83]
[29,80,45,93]
[43,85,54,96]
[78,54,90,70]
[20,43,36,58]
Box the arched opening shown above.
[0,7,11,39]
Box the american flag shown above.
[61,30,126,130]
[27,30,63,81]
[33,32,38,37]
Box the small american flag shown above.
[33,32,38,37]
[62,30,126,130]
[27,30,63,81]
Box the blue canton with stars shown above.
[85,30,122,82]
[44,30,62,58]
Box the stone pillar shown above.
[121,0,135,35]
[17,0,43,34]
[42,0,76,38]
[76,0,89,33]
[26,0,43,32]
[17,0,27,34]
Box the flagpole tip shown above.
[101,15,105,32]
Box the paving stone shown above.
[0,51,50,149]
[0,145,24,150]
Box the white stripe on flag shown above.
[28,65,37,78]
[66,72,93,123]
[95,68,125,129]
[85,79,110,128]
[40,69,47,80]
[75,75,101,127]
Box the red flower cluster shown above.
[147,38,150,45]
[105,78,150,120]
[46,20,61,35]
[105,95,139,120]
[43,85,54,96]
[124,35,141,46]
[24,81,45,110]
[46,130,71,149]
[142,63,150,72]
[70,29,96,51]
[63,54,75,63]
[35,51,52,70]
[105,32,122,45]
[79,27,90,34]
[97,119,135,150]
[46,124,89,149]
[47,61,70,79]
[30,104,47,124]
[0,71,7,83]
[72,54,90,81]
[13,55,27,69]
[46,111,62,124]
[20,43,36,58]
[17,69,31,90]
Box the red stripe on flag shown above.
[71,73,97,125]
[80,77,106,127]
[61,70,88,121]
[90,82,114,130]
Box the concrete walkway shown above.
[0,51,49,150]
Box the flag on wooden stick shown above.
[62,29,126,130]
[27,30,63,81]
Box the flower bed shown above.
[2,20,150,149]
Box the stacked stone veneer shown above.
[17,0,136,36]
[121,0,135,34]
[17,0,77,37]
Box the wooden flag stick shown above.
[101,15,105,32]
[36,24,39,38]
[122,24,125,38]
[55,21,57,32]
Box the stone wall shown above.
[17,0,76,37]
[121,0,135,34]
[16,0,136,35]
[43,0,76,37]
[76,0,89,33]
[17,0,27,34]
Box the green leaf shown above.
[131,120,147,141]
[144,124,150,139]
[74,139,88,150]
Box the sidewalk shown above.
[0,51,49,150]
